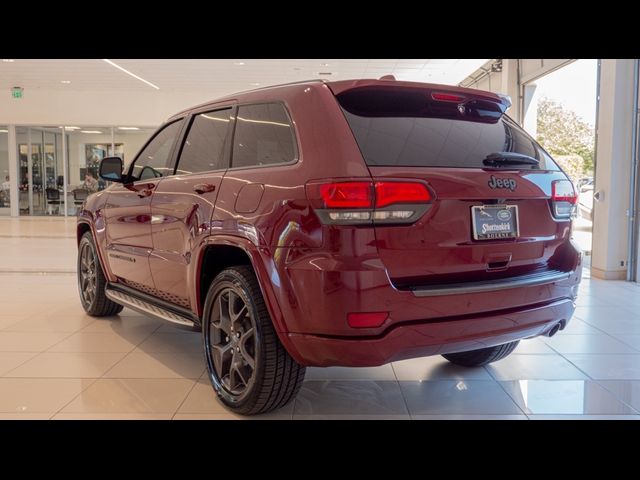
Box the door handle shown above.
[193,183,216,194]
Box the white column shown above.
[591,59,635,279]
[8,125,19,217]
[500,59,521,123]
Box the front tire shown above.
[77,231,123,317]
[202,266,305,415]
[442,341,519,367]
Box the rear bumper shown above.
[285,297,575,367]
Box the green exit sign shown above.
[11,87,23,99]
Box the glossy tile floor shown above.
[1,217,639,420]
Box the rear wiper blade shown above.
[483,152,540,167]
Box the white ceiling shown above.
[0,59,489,96]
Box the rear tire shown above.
[77,231,124,317]
[442,341,519,367]
[202,266,305,415]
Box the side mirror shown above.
[99,157,124,183]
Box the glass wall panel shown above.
[0,126,9,214]
[11,125,157,216]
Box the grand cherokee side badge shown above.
[488,175,517,191]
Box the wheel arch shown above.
[196,236,289,337]
[77,217,115,283]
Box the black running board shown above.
[411,269,572,297]
[105,283,199,330]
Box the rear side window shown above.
[176,108,231,175]
[338,88,559,171]
[231,103,297,168]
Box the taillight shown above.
[551,179,577,219]
[306,179,433,225]
[319,182,372,208]
[375,182,431,207]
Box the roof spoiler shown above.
[497,93,512,109]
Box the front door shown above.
[150,107,233,310]
[104,119,184,292]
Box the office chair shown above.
[45,188,62,215]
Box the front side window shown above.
[176,109,231,175]
[231,103,297,169]
[130,120,183,181]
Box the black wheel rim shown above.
[79,242,97,306]
[207,288,257,398]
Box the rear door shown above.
[149,106,233,310]
[332,84,575,288]
[104,119,184,291]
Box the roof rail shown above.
[238,78,328,93]
[168,79,328,120]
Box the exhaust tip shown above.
[547,323,561,337]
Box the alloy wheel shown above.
[207,288,257,397]
[79,243,97,306]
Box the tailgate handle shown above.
[487,260,510,270]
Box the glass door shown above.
[16,127,65,215]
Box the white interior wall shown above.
[0,89,215,126]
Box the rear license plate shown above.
[471,205,519,240]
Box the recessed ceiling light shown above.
[117,127,139,130]
[80,130,102,134]
[64,126,80,130]
[249,82,261,86]
[102,59,160,90]
[2,59,15,63]
[234,62,246,66]
[0,129,8,133]
[320,63,330,67]
[60,80,71,84]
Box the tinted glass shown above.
[339,89,559,171]
[176,109,231,175]
[130,120,183,181]
[232,103,296,168]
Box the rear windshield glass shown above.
[338,88,559,170]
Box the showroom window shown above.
[6,125,156,216]
[0,126,9,214]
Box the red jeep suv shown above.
[77,78,582,415]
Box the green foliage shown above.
[536,97,595,175]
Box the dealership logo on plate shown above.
[497,209,512,221]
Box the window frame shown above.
[227,101,300,171]
[172,106,235,177]
[124,117,187,184]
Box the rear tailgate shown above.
[328,80,577,289]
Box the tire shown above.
[77,231,124,317]
[202,266,306,415]
[442,341,520,367]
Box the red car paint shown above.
[78,78,582,367]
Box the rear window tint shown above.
[338,89,559,171]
